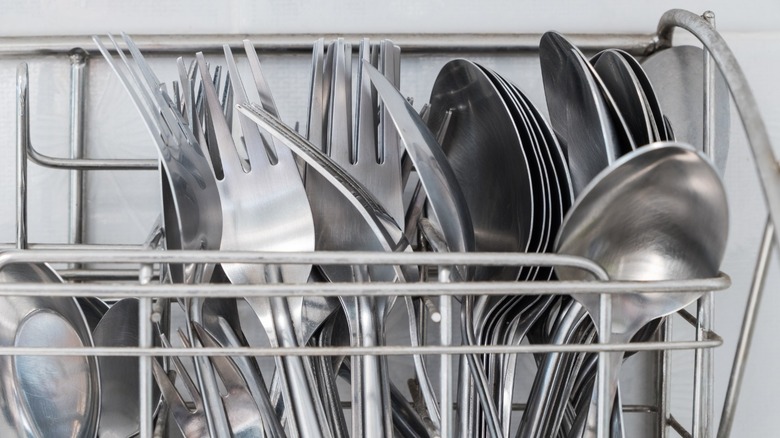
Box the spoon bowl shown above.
[0,263,100,438]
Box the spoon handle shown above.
[583,349,625,438]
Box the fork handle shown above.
[270,296,327,438]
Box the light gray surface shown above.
[0,3,778,436]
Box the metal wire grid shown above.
[0,8,773,438]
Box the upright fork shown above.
[93,34,230,438]
[196,46,332,438]
[303,38,407,437]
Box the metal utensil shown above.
[306,38,402,437]
[151,324,263,437]
[197,48,328,438]
[92,35,222,285]
[555,142,728,437]
[95,34,230,437]
[0,263,100,438]
[539,32,635,196]
[472,65,552,436]
[201,296,285,438]
[364,61,481,438]
[592,50,655,147]
[93,298,161,438]
[228,42,330,430]
[426,59,533,282]
[610,49,671,142]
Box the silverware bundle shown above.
[0,28,729,438]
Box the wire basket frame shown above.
[2,8,773,438]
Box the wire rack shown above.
[0,8,773,438]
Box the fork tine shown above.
[321,41,336,156]
[223,44,275,169]
[355,38,377,166]
[243,40,280,118]
[306,38,326,149]
[120,33,164,93]
[115,35,204,154]
[327,39,353,165]
[107,35,164,117]
[116,35,191,147]
[172,81,181,113]
[220,70,233,128]
[243,39,284,165]
[202,64,228,178]
[176,57,193,127]
[196,52,244,175]
[378,40,400,164]
[92,36,170,149]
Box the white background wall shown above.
[0,1,778,436]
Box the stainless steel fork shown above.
[196,48,333,438]
[93,34,230,438]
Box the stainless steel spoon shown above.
[555,142,728,438]
[592,50,655,147]
[539,32,635,197]
[93,298,161,438]
[0,263,100,438]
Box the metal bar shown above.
[693,313,715,438]
[597,290,613,438]
[27,145,158,170]
[138,265,153,438]
[68,49,87,269]
[439,267,453,438]
[18,50,156,174]
[717,220,774,438]
[0,242,150,250]
[658,317,672,438]
[693,11,717,437]
[58,269,160,281]
[657,9,780,250]
[677,308,699,327]
[0,250,730,286]
[352,401,659,414]
[0,248,605,268]
[0,277,730,299]
[0,339,722,358]
[0,249,604,280]
[16,63,29,250]
[669,415,694,438]
[0,33,657,56]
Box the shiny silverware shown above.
[555,142,728,437]
[0,263,100,438]
[151,324,263,437]
[95,33,231,437]
[197,47,329,438]
[592,50,657,147]
[539,31,635,196]
[201,296,286,437]
[94,298,161,438]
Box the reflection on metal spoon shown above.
[0,263,100,438]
